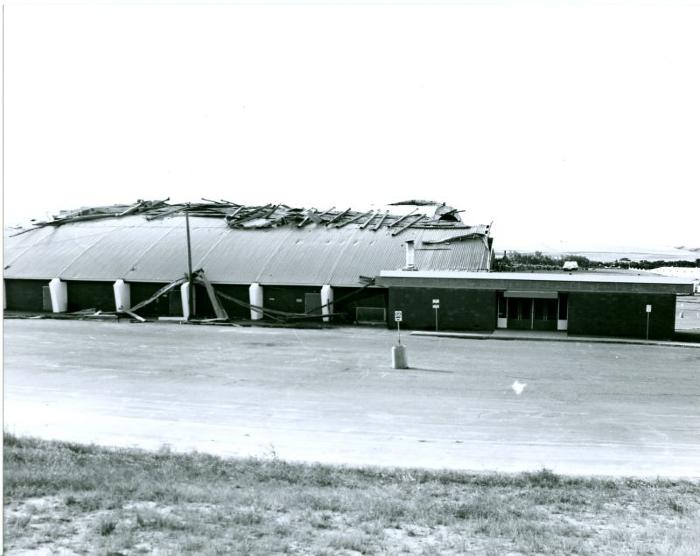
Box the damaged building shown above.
[3,200,492,325]
[3,199,694,340]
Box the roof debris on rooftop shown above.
[11,199,480,238]
[5,199,493,286]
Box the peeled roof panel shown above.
[418,243,486,271]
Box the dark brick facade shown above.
[4,277,681,340]
[4,279,47,312]
[65,281,115,312]
[129,282,171,317]
[388,287,497,331]
[333,287,388,324]
[568,292,676,340]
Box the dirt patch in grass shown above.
[4,433,700,554]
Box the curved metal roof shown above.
[4,216,492,287]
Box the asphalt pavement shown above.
[4,320,700,478]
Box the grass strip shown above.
[4,433,700,555]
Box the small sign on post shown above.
[392,310,408,368]
[394,310,403,344]
[432,298,440,331]
[646,304,652,340]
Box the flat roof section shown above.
[377,270,695,295]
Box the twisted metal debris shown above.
[11,199,488,238]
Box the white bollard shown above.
[320,284,333,323]
[113,279,131,311]
[392,344,409,369]
[249,282,264,320]
[48,278,68,313]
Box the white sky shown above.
[3,1,700,251]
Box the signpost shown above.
[392,310,408,369]
[432,298,440,331]
[646,304,652,340]
[394,310,403,344]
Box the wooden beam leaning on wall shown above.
[194,272,229,320]
[125,276,189,315]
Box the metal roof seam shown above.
[3,226,55,268]
[56,226,128,278]
[325,225,364,287]
[194,227,233,271]
[123,223,182,280]
[253,226,297,284]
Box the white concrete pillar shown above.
[113,279,131,312]
[249,283,263,320]
[49,278,68,313]
[181,282,194,319]
[320,284,333,323]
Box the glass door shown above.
[533,298,558,331]
[507,298,532,330]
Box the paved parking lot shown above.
[4,319,700,478]
[677,295,700,330]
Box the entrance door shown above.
[504,297,558,331]
[533,298,558,331]
[506,298,532,330]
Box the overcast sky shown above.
[3,1,699,251]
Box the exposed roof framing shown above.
[422,231,489,245]
[359,211,378,230]
[10,199,479,236]
[388,209,418,228]
[372,211,390,231]
[332,210,370,228]
[326,208,350,225]
[391,214,427,237]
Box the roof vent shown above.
[404,240,417,270]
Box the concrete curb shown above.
[410,330,700,349]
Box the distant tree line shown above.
[492,251,700,272]
[614,258,700,270]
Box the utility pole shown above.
[185,204,194,320]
